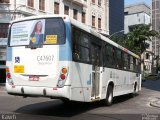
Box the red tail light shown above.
[57,67,69,88]
[6,67,14,85]
[6,73,11,79]
[60,74,65,80]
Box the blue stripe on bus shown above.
[59,21,72,61]
[6,47,12,61]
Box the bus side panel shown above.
[70,62,92,102]
[100,67,115,99]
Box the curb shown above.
[150,98,160,108]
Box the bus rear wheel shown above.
[130,83,137,97]
[103,85,113,106]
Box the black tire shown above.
[61,99,71,105]
[103,85,113,106]
[133,83,137,95]
[130,83,137,97]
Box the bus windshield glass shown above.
[9,18,65,46]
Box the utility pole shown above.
[14,0,16,19]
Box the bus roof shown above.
[11,15,140,59]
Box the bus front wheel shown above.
[103,85,113,106]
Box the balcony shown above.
[65,0,84,7]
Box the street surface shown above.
[0,80,160,120]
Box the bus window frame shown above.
[71,25,140,74]
[72,26,91,64]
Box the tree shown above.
[110,24,158,56]
[111,24,158,74]
[125,24,158,56]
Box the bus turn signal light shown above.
[62,68,68,74]
[6,68,10,73]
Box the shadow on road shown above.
[15,94,134,117]
[142,80,160,92]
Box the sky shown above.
[125,0,152,6]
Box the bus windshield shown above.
[9,18,65,46]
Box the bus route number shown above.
[37,55,54,62]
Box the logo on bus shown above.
[15,57,20,63]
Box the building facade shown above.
[124,3,151,33]
[152,0,160,56]
[124,3,152,74]
[0,0,109,83]
[109,0,124,35]
[0,0,109,33]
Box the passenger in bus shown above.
[30,21,44,45]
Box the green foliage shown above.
[110,24,158,56]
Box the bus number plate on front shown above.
[14,65,24,73]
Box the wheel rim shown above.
[108,92,112,103]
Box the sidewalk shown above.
[150,97,160,108]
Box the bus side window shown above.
[72,27,90,63]
[128,55,130,70]
[105,44,112,67]
[130,56,134,71]
[117,49,123,69]
[72,28,81,60]
[124,53,129,70]
[112,47,116,68]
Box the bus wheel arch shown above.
[130,81,138,97]
[103,81,114,106]
[134,81,137,93]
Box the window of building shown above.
[92,0,95,4]
[98,18,101,29]
[146,53,150,59]
[98,0,101,6]
[73,9,78,20]
[54,2,59,14]
[0,0,9,3]
[64,5,69,15]
[82,12,86,23]
[124,12,128,15]
[39,0,45,11]
[92,16,95,27]
[0,23,9,38]
[27,0,34,7]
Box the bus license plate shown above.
[14,65,24,73]
[29,76,39,81]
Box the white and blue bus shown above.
[6,15,141,105]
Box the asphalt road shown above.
[0,80,160,120]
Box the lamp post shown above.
[109,30,124,39]
[11,5,26,20]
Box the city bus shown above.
[6,15,141,105]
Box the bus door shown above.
[91,43,101,99]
